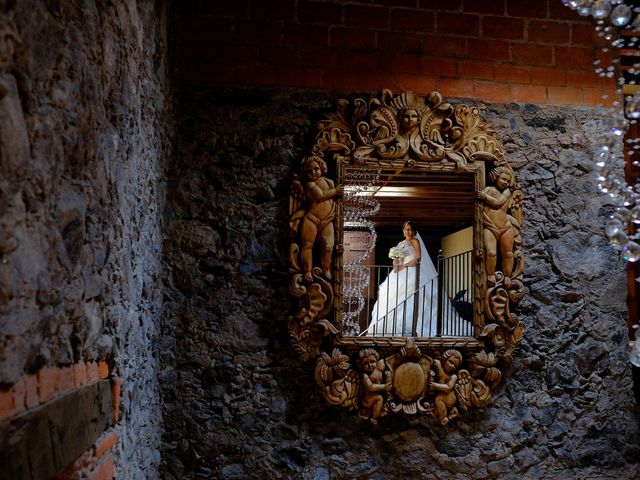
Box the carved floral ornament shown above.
[288,90,524,425]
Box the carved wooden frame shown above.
[288,90,524,424]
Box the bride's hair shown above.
[403,221,417,233]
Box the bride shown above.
[363,221,471,337]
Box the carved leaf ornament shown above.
[288,90,524,425]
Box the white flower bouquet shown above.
[388,246,405,260]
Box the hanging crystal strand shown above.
[562,0,640,365]
[342,168,381,335]
[584,4,639,259]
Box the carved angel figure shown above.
[477,166,519,280]
[430,349,463,425]
[358,348,392,424]
[290,155,343,283]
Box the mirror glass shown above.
[340,166,476,339]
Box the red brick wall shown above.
[0,362,120,480]
[178,0,615,105]
[52,430,119,480]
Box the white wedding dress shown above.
[363,233,472,337]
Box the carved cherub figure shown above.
[476,166,517,280]
[358,348,392,424]
[295,155,343,283]
[430,349,463,425]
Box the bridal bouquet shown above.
[388,246,405,260]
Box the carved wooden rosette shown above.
[288,90,524,425]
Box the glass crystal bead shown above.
[623,241,640,261]
[605,218,625,237]
[611,4,632,26]
[609,229,629,247]
[626,96,640,119]
[592,1,612,19]
[578,5,592,16]
[611,114,628,135]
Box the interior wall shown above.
[0,1,172,478]
[441,227,473,301]
[161,86,639,479]
[442,227,473,257]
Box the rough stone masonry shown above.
[160,87,639,479]
[0,1,172,478]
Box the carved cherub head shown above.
[488,166,512,190]
[358,348,381,374]
[442,349,462,374]
[301,154,327,181]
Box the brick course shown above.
[437,13,481,37]
[391,8,434,33]
[528,20,570,44]
[483,16,524,40]
[177,0,611,105]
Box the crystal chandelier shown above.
[561,0,640,365]
[342,168,381,334]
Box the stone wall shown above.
[161,87,639,479]
[0,1,171,478]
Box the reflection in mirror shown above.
[342,169,475,338]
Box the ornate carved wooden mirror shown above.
[288,90,524,424]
